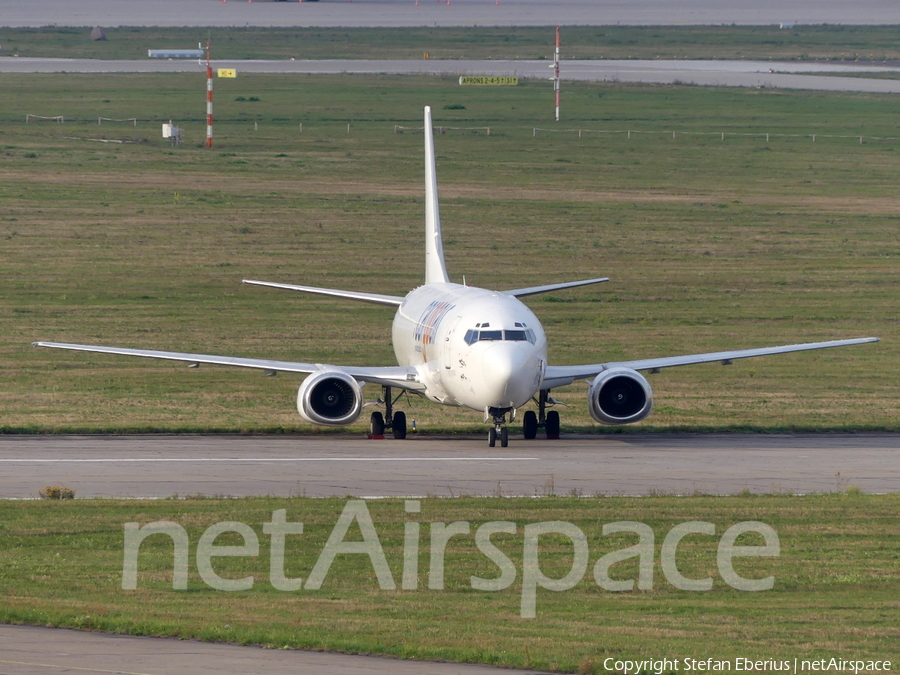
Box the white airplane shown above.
[35,106,878,446]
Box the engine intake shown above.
[297,370,363,426]
[588,367,653,425]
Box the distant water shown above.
[1,0,899,28]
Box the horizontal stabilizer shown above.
[503,277,609,298]
[243,280,404,307]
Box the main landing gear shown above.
[368,386,407,440]
[522,390,560,441]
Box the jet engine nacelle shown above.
[588,367,653,425]
[297,370,363,426]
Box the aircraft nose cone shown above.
[481,343,537,407]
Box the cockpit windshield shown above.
[464,328,536,345]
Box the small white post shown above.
[205,41,213,148]
[554,27,560,122]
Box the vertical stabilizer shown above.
[424,106,451,284]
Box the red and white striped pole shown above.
[205,41,213,148]
[554,26,560,122]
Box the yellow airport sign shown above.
[217,68,237,78]
[459,76,518,86]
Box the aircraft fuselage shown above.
[392,283,547,412]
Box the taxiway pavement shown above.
[0,624,550,675]
[2,0,900,28]
[1,434,897,498]
[3,58,900,94]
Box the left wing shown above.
[543,337,879,388]
[32,342,424,391]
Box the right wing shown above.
[32,342,424,391]
[542,337,879,388]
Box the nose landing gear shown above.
[487,407,511,447]
[488,425,509,448]
[487,390,562,447]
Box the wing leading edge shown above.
[32,342,423,391]
[543,337,880,388]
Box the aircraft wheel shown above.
[545,410,560,439]
[488,427,497,447]
[370,411,385,437]
[500,426,509,447]
[523,411,538,440]
[392,411,407,440]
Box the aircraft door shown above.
[443,316,462,370]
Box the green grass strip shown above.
[1,495,898,672]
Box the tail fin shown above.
[424,106,450,284]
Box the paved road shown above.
[4,57,900,93]
[1,434,897,498]
[1,0,900,28]
[0,625,550,675]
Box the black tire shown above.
[370,411,385,436]
[500,426,509,447]
[488,427,497,447]
[523,411,538,439]
[392,411,407,440]
[546,410,560,439]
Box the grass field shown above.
[1,72,895,433]
[3,25,900,62]
[1,495,898,672]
